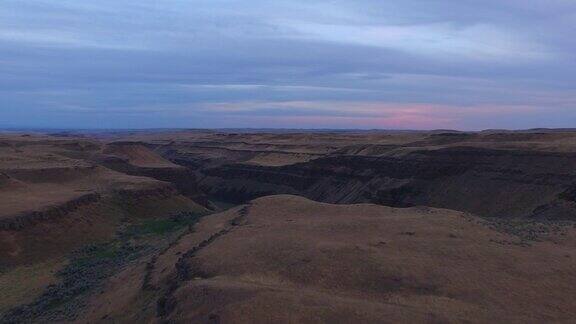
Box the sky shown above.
[1,0,576,130]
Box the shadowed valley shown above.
[1,130,576,323]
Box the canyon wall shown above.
[154,132,576,220]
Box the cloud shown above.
[195,100,548,130]
[179,84,372,93]
[0,30,149,50]
[1,0,575,130]
[276,21,556,63]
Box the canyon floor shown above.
[1,129,576,323]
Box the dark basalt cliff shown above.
[0,193,102,230]
[166,146,576,220]
[0,183,183,231]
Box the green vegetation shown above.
[0,260,64,314]
[125,212,203,237]
[0,211,205,323]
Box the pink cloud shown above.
[197,100,547,130]
[253,114,455,129]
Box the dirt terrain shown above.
[1,129,576,323]
[0,134,207,255]
[76,195,576,323]
[0,133,208,318]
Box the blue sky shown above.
[1,0,576,130]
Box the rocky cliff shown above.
[153,132,576,220]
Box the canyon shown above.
[1,129,576,323]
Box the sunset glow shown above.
[2,0,576,130]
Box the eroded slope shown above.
[77,195,576,323]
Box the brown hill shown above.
[4,130,576,323]
[102,142,180,168]
[76,195,576,323]
[98,142,211,207]
[0,135,208,267]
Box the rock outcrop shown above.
[156,133,576,220]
